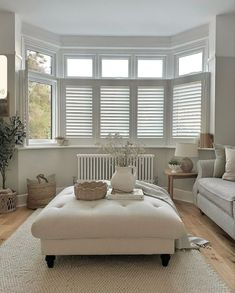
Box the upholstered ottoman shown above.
[32,185,187,268]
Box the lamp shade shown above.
[175,143,198,158]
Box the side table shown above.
[164,169,198,199]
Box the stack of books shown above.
[106,188,144,200]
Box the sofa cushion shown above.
[222,147,235,181]
[198,178,235,217]
[213,144,226,178]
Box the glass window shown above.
[137,59,163,78]
[101,59,129,78]
[27,50,52,75]
[28,81,52,139]
[178,52,203,76]
[67,58,93,77]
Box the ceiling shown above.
[0,0,235,36]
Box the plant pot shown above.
[0,189,17,213]
[111,166,136,192]
[56,138,65,146]
[168,164,180,173]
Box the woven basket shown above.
[74,181,108,201]
[0,190,17,213]
[27,174,56,209]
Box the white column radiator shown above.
[77,154,155,183]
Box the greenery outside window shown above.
[27,50,53,75]
[28,81,52,139]
[26,48,56,144]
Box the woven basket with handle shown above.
[27,174,56,209]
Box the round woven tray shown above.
[74,181,108,201]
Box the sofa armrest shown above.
[193,159,215,205]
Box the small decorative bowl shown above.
[168,164,180,173]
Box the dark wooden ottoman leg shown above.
[45,255,56,268]
[199,209,204,215]
[160,254,171,267]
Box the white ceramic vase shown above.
[111,166,136,192]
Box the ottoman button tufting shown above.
[56,204,65,208]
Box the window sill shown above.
[16,145,214,151]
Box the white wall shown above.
[0,11,15,54]
[5,147,214,196]
[0,11,23,116]
[209,14,235,145]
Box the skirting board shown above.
[17,187,193,207]
[16,187,65,208]
[173,188,193,203]
[17,193,28,207]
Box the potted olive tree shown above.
[0,116,26,213]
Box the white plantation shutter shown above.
[137,86,164,137]
[100,86,130,137]
[173,81,201,137]
[65,86,93,137]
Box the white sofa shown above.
[193,159,235,240]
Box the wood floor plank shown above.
[0,207,33,242]
[175,200,235,291]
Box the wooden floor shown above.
[0,203,235,291]
[175,201,235,292]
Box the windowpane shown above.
[65,86,93,137]
[28,81,52,139]
[102,59,129,78]
[67,58,93,77]
[100,86,130,137]
[178,52,203,76]
[172,81,201,137]
[137,59,163,78]
[27,50,52,75]
[137,86,164,137]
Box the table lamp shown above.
[175,142,198,172]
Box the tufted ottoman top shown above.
[31,186,185,240]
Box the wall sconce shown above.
[0,55,7,99]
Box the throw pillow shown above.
[213,144,226,177]
[222,148,235,181]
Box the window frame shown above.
[135,55,166,79]
[174,48,205,78]
[169,72,210,145]
[23,40,209,147]
[64,55,96,78]
[26,46,56,77]
[25,44,58,145]
[98,55,131,79]
[27,76,57,145]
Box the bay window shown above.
[24,45,209,146]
